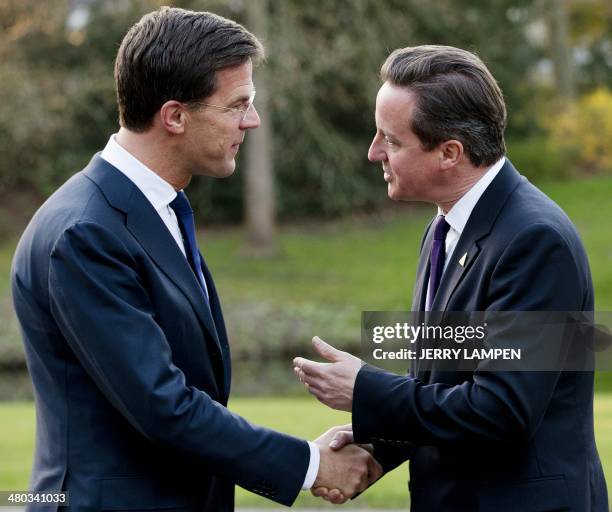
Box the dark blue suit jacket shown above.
[352,160,608,511]
[11,155,309,511]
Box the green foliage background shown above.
[2,0,611,226]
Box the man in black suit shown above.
[11,7,380,511]
[294,45,608,511]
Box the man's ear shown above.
[159,100,188,134]
[439,140,464,170]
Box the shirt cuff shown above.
[301,441,320,490]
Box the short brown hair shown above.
[381,45,506,167]
[115,7,264,132]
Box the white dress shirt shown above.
[425,157,506,310]
[100,135,319,489]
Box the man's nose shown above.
[368,139,385,162]
[240,105,260,129]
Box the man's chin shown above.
[224,157,238,175]
[200,160,236,179]
[387,183,400,201]
[387,184,414,202]
[219,161,236,178]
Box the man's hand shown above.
[294,336,362,412]
[312,426,382,504]
[311,425,378,504]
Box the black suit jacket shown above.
[11,155,310,511]
[352,160,608,511]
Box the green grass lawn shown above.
[199,174,612,309]
[2,396,611,508]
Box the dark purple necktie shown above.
[427,215,450,310]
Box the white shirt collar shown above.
[100,134,177,212]
[439,157,506,236]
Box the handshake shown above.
[291,336,382,503]
[311,424,382,504]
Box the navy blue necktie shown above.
[427,215,450,310]
[169,191,209,300]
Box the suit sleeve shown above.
[48,221,309,506]
[353,223,589,447]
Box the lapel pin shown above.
[459,252,467,267]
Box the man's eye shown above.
[384,136,395,146]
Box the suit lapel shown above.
[411,216,436,378]
[200,255,231,401]
[83,156,224,361]
[125,200,223,352]
[412,160,524,380]
[432,160,524,312]
[430,239,481,312]
[411,217,436,311]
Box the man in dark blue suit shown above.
[11,7,380,511]
[294,45,608,510]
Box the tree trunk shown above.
[243,0,277,256]
[549,0,575,100]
